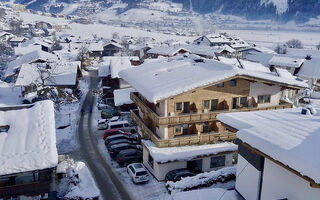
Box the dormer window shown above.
[0,125,9,133]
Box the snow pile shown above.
[173,188,239,200]
[57,161,100,199]
[143,140,237,164]
[0,100,58,176]
[120,56,307,103]
[217,107,320,184]
[167,167,236,193]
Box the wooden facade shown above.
[131,76,294,147]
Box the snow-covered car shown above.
[165,169,197,182]
[127,163,149,183]
[97,116,121,130]
[104,134,138,146]
[106,120,137,133]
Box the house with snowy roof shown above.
[102,41,124,56]
[15,37,53,55]
[217,107,320,200]
[15,61,82,97]
[147,46,191,58]
[99,56,134,97]
[0,100,58,199]
[5,50,59,82]
[87,42,104,60]
[240,45,275,59]
[119,55,307,180]
[269,56,305,75]
[8,37,27,47]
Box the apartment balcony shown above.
[0,181,51,198]
[131,109,237,148]
[131,92,293,126]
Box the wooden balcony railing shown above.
[131,92,293,126]
[131,110,237,148]
[0,181,51,198]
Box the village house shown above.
[87,42,104,60]
[5,50,59,82]
[297,57,320,89]
[102,41,124,56]
[240,45,275,59]
[98,56,134,97]
[217,107,320,200]
[15,37,53,55]
[119,55,307,180]
[15,61,82,97]
[8,37,27,47]
[146,46,191,58]
[0,100,58,199]
[268,56,305,75]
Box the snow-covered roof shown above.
[88,42,104,52]
[269,56,305,68]
[217,107,320,184]
[241,46,275,54]
[9,37,26,42]
[147,46,190,57]
[102,56,133,79]
[119,56,307,103]
[218,57,270,73]
[297,58,320,79]
[0,100,58,176]
[142,140,237,164]
[275,68,293,79]
[5,50,59,77]
[113,87,135,106]
[15,61,79,86]
[98,62,110,77]
[20,37,52,48]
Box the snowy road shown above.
[75,70,132,200]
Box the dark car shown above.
[116,149,143,167]
[103,129,131,140]
[106,138,139,150]
[165,169,197,182]
[108,144,142,159]
[105,134,138,146]
[101,109,120,119]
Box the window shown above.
[183,102,190,113]
[156,103,159,108]
[0,125,9,133]
[15,172,35,185]
[232,97,238,109]
[148,154,154,169]
[129,166,135,173]
[175,125,181,133]
[210,155,226,168]
[217,82,224,88]
[203,100,210,109]
[240,97,247,106]
[211,99,218,111]
[110,124,123,129]
[230,79,237,86]
[183,124,188,135]
[258,95,271,104]
[176,102,182,111]
[203,122,209,133]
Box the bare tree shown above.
[77,45,89,68]
[9,20,23,36]
[52,34,62,51]
[275,44,287,54]
[112,32,120,40]
[286,39,303,49]
[316,42,320,50]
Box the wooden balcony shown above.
[0,181,51,198]
[131,92,293,126]
[131,110,237,148]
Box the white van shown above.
[107,120,137,133]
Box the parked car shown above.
[107,120,137,133]
[108,143,142,158]
[103,129,131,140]
[101,109,120,119]
[98,116,121,130]
[106,138,139,150]
[127,163,149,183]
[116,149,143,166]
[165,169,197,182]
[105,134,138,146]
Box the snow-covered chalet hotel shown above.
[119,55,308,181]
[217,107,320,200]
[0,100,58,199]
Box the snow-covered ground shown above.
[55,73,89,154]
